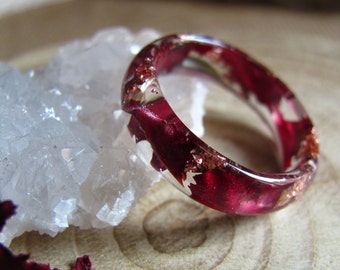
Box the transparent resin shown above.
[122,34,319,215]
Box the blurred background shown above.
[1,0,339,63]
[1,0,340,17]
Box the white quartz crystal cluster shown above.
[0,28,207,246]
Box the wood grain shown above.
[4,1,340,269]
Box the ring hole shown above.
[159,69,280,173]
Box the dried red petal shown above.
[0,201,17,232]
[70,255,91,270]
[0,243,53,270]
[0,200,91,270]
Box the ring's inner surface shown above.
[150,39,318,175]
[158,66,280,174]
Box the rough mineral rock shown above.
[0,27,207,246]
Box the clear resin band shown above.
[121,34,319,215]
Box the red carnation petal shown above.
[0,200,91,270]
[70,255,91,270]
[0,201,17,232]
[0,243,53,270]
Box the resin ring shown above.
[121,34,319,215]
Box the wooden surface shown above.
[2,1,340,269]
